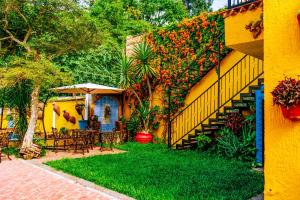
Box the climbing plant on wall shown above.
[133,13,230,117]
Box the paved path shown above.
[0,158,132,200]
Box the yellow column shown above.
[264,1,300,199]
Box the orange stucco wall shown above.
[264,1,300,199]
[225,6,263,59]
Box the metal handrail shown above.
[169,55,264,147]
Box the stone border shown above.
[23,160,135,200]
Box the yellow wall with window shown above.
[264,1,300,199]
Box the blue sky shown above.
[212,0,227,11]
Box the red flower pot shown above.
[281,105,300,120]
[136,132,153,144]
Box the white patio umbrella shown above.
[53,83,124,95]
[52,83,124,120]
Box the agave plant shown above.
[118,42,158,133]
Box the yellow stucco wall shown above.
[225,6,264,59]
[264,1,300,199]
[36,98,85,134]
[0,108,14,129]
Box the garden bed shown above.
[46,143,263,200]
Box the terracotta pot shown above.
[281,105,300,120]
[69,116,76,124]
[63,111,70,121]
[298,12,300,26]
[75,104,84,115]
[52,103,60,116]
[136,132,153,144]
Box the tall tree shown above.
[0,0,103,155]
[184,0,213,16]
[125,0,188,27]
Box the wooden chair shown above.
[0,129,12,163]
[100,129,115,151]
[115,121,128,143]
[72,129,89,155]
[52,128,72,153]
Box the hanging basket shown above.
[281,105,300,120]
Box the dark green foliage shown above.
[126,114,140,140]
[225,112,245,134]
[2,147,20,158]
[217,124,256,163]
[196,134,212,149]
[1,81,33,137]
[47,143,264,200]
[54,45,121,86]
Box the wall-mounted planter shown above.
[69,116,76,124]
[63,111,70,121]
[53,103,60,116]
[281,105,300,121]
[297,11,300,26]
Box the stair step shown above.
[176,143,195,150]
[249,85,262,93]
[188,134,198,140]
[258,78,264,86]
[182,139,197,144]
[240,93,256,102]
[216,113,227,120]
[209,118,226,124]
[224,107,240,114]
[195,129,213,135]
[232,100,249,109]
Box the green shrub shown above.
[216,125,256,162]
[196,134,212,150]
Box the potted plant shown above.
[88,115,100,130]
[60,127,68,135]
[271,77,300,120]
[297,10,300,26]
[75,104,88,129]
[118,42,159,144]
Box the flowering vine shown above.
[129,13,230,119]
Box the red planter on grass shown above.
[281,105,300,121]
[136,132,153,144]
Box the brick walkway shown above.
[0,158,132,200]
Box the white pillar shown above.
[52,106,56,128]
[84,94,90,120]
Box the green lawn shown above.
[46,143,264,200]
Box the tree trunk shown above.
[21,86,40,150]
[0,105,3,129]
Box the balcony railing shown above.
[228,0,256,9]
